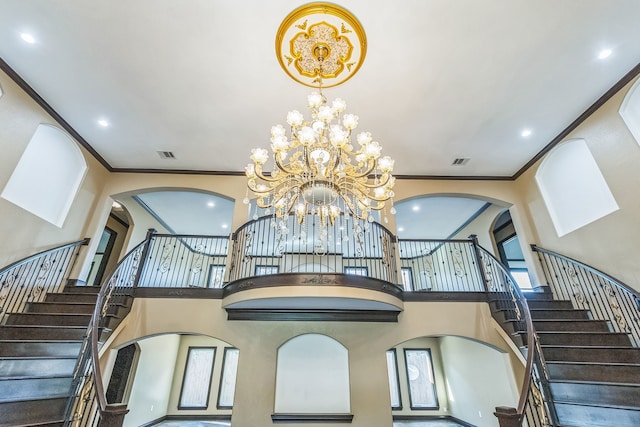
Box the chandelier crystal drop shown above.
[245,90,396,226]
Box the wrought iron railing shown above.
[229,214,397,283]
[477,246,555,427]
[64,242,145,426]
[532,245,640,346]
[137,233,229,288]
[398,239,485,291]
[0,238,89,324]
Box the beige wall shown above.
[440,336,520,427]
[104,298,522,427]
[0,69,108,267]
[514,76,640,291]
[123,334,181,427]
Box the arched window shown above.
[535,139,618,237]
[274,334,350,414]
[1,124,87,227]
[619,78,640,145]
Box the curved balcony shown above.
[225,214,402,321]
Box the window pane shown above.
[404,349,438,409]
[218,348,239,408]
[344,266,368,276]
[255,265,278,276]
[209,265,226,288]
[401,267,413,291]
[386,350,402,409]
[179,347,215,409]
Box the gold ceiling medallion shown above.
[276,2,367,88]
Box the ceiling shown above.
[1,1,640,177]
[133,191,234,235]
[394,196,490,239]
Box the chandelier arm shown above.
[358,173,392,189]
[343,180,392,203]
[273,152,298,176]
[252,165,283,183]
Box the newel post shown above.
[494,406,522,427]
[132,228,156,288]
[98,404,129,427]
[469,234,489,293]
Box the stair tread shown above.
[0,355,77,360]
[554,399,640,411]
[0,374,73,380]
[550,379,640,387]
[542,345,640,349]
[548,360,640,366]
[0,394,70,403]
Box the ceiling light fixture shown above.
[245,4,395,228]
[207,201,215,208]
[598,48,612,60]
[521,129,532,137]
[20,32,35,44]
[98,119,110,127]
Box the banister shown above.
[0,238,89,275]
[531,244,640,299]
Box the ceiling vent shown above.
[451,157,470,166]
[157,151,176,160]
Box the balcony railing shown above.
[229,214,397,284]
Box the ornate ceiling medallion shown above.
[276,2,367,88]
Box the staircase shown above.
[0,286,125,427]
[524,292,640,427]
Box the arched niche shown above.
[274,334,350,414]
[535,138,618,237]
[1,124,87,227]
[619,77,640,145]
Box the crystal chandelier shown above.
[245,85,396,226]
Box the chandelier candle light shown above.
[245,87,396,227]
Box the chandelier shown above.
[245,2,396,227]
[245,85,395,226]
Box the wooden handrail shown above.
[531,244,640,299]
[477,247,537,423]
[0,238,89,275]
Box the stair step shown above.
[547,361,640,383]
[0,325,88,340]
[535,331,632,347]
[0,340,82,358]
[0,376,73,401]
[0,396,66,426]
[45,293,98,304]
[555,401,640,427]
[529,308,590,320]
[63,286,100,295]
[5,313,93,327]
[0,357,76,378]
[523,290,555,301]
[27,302,96,314]
[550,381,640,408]
[532,319,610,332]
[526,300,574,310]
[542,346,640,363]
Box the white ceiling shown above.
[134,191,234,236]
[1,1,639,177]
[395,196,490,239]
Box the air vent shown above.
[157,151,176,160]
[451,157,470,166]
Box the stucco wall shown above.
[514,76,640,291]
[104,298,521,427]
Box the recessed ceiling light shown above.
[98,119,110,127]
[598,48,612,60]
[20,32,36,44]
[398,226,405,232]
[221,223,228,229]
[412,205,420,212]
[207,201,215,208]
[521,129,532,138]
